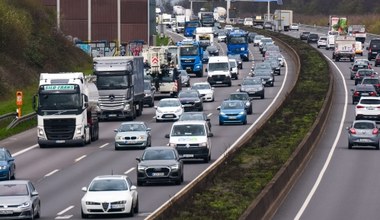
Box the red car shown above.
[375,54,380,67]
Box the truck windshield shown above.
[96,74,129,90]
[39,93,81,112]
[208,62,229,71]
[180,46,198,56]
[227,36,248,44]
[186,22,200,28]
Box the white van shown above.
[206,56,232,86]
[166,120,213,163]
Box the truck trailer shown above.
[34,72,100,147]
[273,10,293,31]
[93,56,145,120]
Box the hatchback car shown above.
[114,121,152,150]
[179,70,191,87]
[206,45,219,56]
[155,98,184,122]
[0,147,16,180]
[361,77,380,94]
[178,90,204,111]
[217,100,247,125]
[239,77,265,100]
[0,180,41,219]
[290,23,299,31]
[81,175,138,218]
[354,69,377,85]
[300,31,310,40]
[179,112,212,131]
[350,62,372,80]
[228,92,253,114]
[307,33,319,44]
[351,84,378,104]
[355,97,380,120]
[347,120,380,149]
[317,36,327,48]
[191,82,215,102]
[253,35,264,46]
[143,80,155,107]
[136,146,184,186]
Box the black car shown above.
[248,32,257,43]
[238,77,265,100]
[367,38,380,60]
[202,51,210,64]
[228,92,254,114]
[300,31,310,40]
[179,112,212,131]
[178,90,204,111]
[253,69,274,87]
[351,84,378,104]
[375,53,380,67]
[354,69,377,85]
[206,45,220,56]
[307,33,319,43]
[361,77,380,94]
[136,146,184,185]
[143,80,155,107]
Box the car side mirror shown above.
[208,132,214,137]
[136,157,141,162]
[114,129,118,132]
[165,134,170,138]
[131,185,137,190]
[81,187,88,192]
[206,118,210,121]
[216,106,221,110]
[31,191,39,197]
[146,128,151,131]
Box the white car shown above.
[290,23,299,31]
[191,82,215,102]
[81,175,139,218]
[224,24,233,32]
[355,97,380,120]
[243,18,253,26]
[253,35,264,46]
[155,98,184,122]
[229,59,239,80]
[317,36,327,48]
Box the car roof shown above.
[120,121,145,125]
[92,175,128,180]
[0,180,30,185]
[172,120,207,126]
[144,146,175,151]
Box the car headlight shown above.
[18,202,31,208]
[85,201,100,205]
[113,200,127,204]
[200,142,208,147]
[156,108,162,113]
[220,112,226,116]
[269,77,274,81]
[137,135,146,140]
[245,102,250,106]
[137,165,147,171]
[0,165,7,170]
[239,111,246,115]
[170,164,180,170]
[168,143,176,147]
[115,135,122,141]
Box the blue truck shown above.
[177,39,204,77]
[226,29,249,61]
[184,20,201,38]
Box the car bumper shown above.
[115,140,148,148]
[176,146,210,160]
[38,138,84,146]
[207,76,231,86]
[156,113,181,121]
[81,202,132,215]
[219,114,247,124]
[241,89,264,97]
[137,169,181,184]
[349,136,380,146]
[0,208,33,219]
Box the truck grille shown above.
[98,95,125,110]
[181,59,195,64]
[44,118,75,140]
[211,75,227,80]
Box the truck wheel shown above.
[197,70,203,77]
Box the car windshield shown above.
[159,100,181,107]
[119,123,146,132]
[354,122,375,129]
[143,149,176,160]
[192,84,211,90]
[229,61,237,68]
[353,65,369,71]
[171,124,205,136]
[144,82,151,90]
[89,179,128,191]
[255,71,271,76]
[208,62,229,71]
[222,101,244,109]
[179,91,198,98]
[0,184,29,196]
[0,152,5,161]
[229,94,248,100]
[242,78,261,85]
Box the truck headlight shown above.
[38,127,44,136]
[241,47,245,51]
[200,142,208,147]
[76,126,82,134]
[124,104,131,111]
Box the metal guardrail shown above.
[3,112,37,130]
[0,112,17,122]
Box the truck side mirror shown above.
[33,94,38,112]
[83,94,89,108]
[205,68,208,72]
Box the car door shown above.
[28,182,40,215]
[5,149,15,177]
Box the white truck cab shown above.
[166,120,213,163]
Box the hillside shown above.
[0,0,92,101]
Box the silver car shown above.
[0,180,41,219]
[114,122,152,150]
[347,120,380,149]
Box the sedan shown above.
[300,31,310,40]
[228,92,253,115]
[347,120,380,149]
[0,180,41,219]
[81,175,138,218]
[307,33,319,44]
[179,70,191,87]
[178,90,204,112]
[114,121,152,150]
[253,69,275,87]
[351,84,378,104]
[354,69,377,85]
[155,98,184,122]
[206,45,219,56]
[239,77,265,100]
[217,100,247,125]
[136,146,184,185]
[0,147,16,180]
[191,82,215,102]
[179,112,212,131]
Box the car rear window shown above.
[360,99,380,104]
[370,40,380,48]
[354,122,375,129]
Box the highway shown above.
[273,27,380,219]
[0,28,298,220]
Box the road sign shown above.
[151,56,159,65]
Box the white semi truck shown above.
[34,72,100,147]
[93,56,145,120]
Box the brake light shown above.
[350,128,356,134]
[373,128,379,134]
[356,105,365,108]
[355,73,360,77]
[354,91,360,96]
[370,92,377,96]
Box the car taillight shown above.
[370,92,377,96]
[354,91,360,96]
[350,128,356,134]
[356,105,365,108]
[373,128,379,134]
[355,73,360,78]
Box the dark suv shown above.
[300,32,310,40]
[307,33,319,43]
[178,90,204,111]
[367,38,380,60]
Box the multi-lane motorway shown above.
[0,28,298,219]
[273,28,380,220]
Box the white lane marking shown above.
[13,144,38,157]
[124,167,135,174]
[207,113,213,117]
[75,155,87,162]
[45,169,59,177]
[99,143,108,149]
[294,55,348,219]
[55,215,73,219]
[57,205,74,216]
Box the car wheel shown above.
[204,155,210,163]
[175,178,182,185]
[7,171,11,180]
[228,82,232,87]
[35,202,41,219]
[156,118,160,122]
[376,142,380,150]
[128,202,134,217]
[137,180,143,186]
[81,209,88,219]
[243,120,247,125]
[39,144,48,148]
[115,144,120,151]
[181,173,184,182]
[11,168,15,180]
[134,198,139,213]
[261,94,265,99]
[29,207,35,220]
[348,142,353,149]
[249,107,253,115]
[219,121,223,125]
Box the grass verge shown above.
[155,34,171,46]
[167,30,330,219]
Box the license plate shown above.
[366,107,374,110]
[183,154,194,158]
[358,139,370,142]
[164,115,174,118]
[229,116,237,119]
[0,210,13,215]
[216,81,223,84]
[108,114,117,117]
[152,172,164,176]
[125,140,136,144]
[373,52,378,54]
[56,140,65,143]
[362,93,369,96]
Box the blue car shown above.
[0,147,16,180]
[217,100,247,125]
